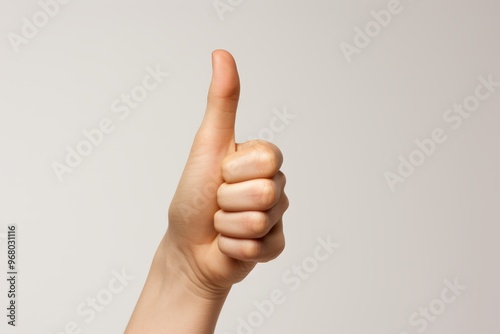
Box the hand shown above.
[125,49,288,334]
[165,49,288,296]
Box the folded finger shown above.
[214,193,289,238]
[217,172,286,211]
[217,220,285,263]
[222,140,283,183]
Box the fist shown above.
[163,50,288,296]
[216,140,287,262]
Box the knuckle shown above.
[251,141,280,172]
[257,149,277,175]
[242,240,261,259]
[258,179,277,208]
[248,212,269,236]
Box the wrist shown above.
[153,231,232,301]
[124,232,230,334]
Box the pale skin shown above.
[124,50,289,333]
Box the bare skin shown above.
[125,49,289,334]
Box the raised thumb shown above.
[198,49,240,140]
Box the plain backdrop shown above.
[1,1,499,333]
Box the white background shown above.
[1,0,499,333]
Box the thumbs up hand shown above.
[125,50,288,333]
[165,50,288,295]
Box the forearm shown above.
[125,235,230,334]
